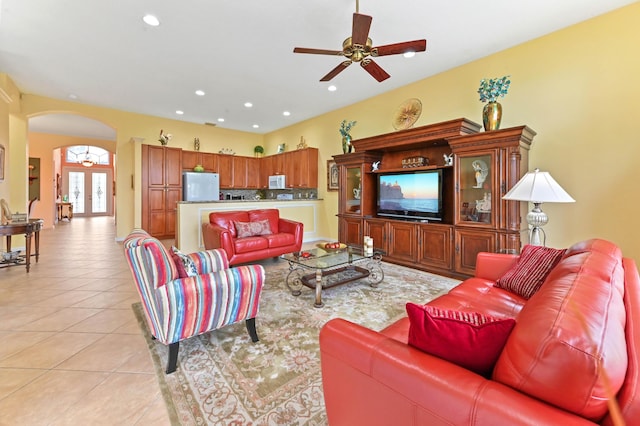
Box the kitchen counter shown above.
[176,199,323,253]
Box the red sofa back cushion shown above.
[209,211,250,238]
[249,209,280,234]
[493,239,627,421]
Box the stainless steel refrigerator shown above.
[182,172,220,202]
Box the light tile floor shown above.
[0,217,171,425]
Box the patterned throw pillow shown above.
[170,246,198,278]
[234,219,272,238]
[406,303,516,376]
[496,245,566,299]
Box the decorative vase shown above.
[482,101,502,131]
[342,136,352,154]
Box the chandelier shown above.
[80,147,94,167]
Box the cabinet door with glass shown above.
[456,151,496,227]
[343,166,362,215]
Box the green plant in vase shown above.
[339,120,357,153]
[254,145,264,157]
[478,75,510,131]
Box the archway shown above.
[27,113,117,227]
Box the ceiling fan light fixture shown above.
[403,51,416,58]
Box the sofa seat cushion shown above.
[265,232,295,248]
[234,236,269,254]
[493,239,628,421]
[210,211,250,238]
[406,303,516,376]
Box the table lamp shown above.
[502,168,575,246]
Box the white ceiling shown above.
[0,0,635,140]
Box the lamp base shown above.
[527,203,548,246]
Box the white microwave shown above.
[268,175,286,189]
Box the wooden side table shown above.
[56,202,73,221]
[0,218,43,272]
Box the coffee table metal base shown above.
[286,257,384,307]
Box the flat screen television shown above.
[377,169,443,221]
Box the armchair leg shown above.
[166,342,179,374]
[246,318,259,342]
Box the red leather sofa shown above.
[320,239,640,425]
[202,209,303,265]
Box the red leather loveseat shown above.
[202,209,303,265]
[320,239,640,425]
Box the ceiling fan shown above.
[293,2,427,82]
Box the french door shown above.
[64,168,113,217]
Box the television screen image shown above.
[377,170,443,221]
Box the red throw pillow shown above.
[235,219,272,238]
[406,303,516,376]
[495,245,566,299]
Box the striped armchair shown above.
[123,229,265,374]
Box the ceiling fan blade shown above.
[361,59,390,82]
[294,47,343,56]
[374,40,427,57]
[352,13,372,45]
[320,61,352,82]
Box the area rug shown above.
[132,260,460,425]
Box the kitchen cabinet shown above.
[218,155,233,188]
[141,145,182,239]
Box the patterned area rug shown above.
[132,260,460,425]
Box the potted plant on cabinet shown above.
[254,145,264,158]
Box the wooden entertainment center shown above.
[333,118,536,278]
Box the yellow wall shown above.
[265,3,640,261]
[2,3,639,261]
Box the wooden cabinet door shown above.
[260,155,273,188]
[182,150,199,171]
[232,156,248,188]
[417,224,453,270]
[339,217,362,246]
[364,219,387,252]
[454,229,496,276]
[284,152,296,187]
[218,155,233,188]
[165,148,182,188]
[201,153,218,172]
[246,157,261,188]
[293,148,318,188]
[388,221,416,263]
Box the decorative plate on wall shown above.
[392,98,422,130]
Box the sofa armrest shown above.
[320,318,595,426]
[475,252,519,281]
[278,218,303,246]
[202,222,236,257]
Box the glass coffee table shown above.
[282,245,384,308]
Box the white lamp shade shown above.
[502,169,575,203]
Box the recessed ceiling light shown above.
[176,110,184,115]
[217,118,225,122]
[195,90,205,96]
[252,124,259,129]
[68,94,78,100]
[244,102,253,108]
[403,51,416,58]
[142,14,160,26]
[328,85,337,92]
[283,111,291,116]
